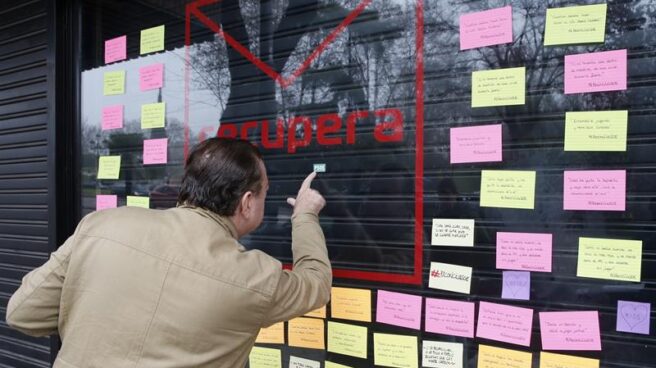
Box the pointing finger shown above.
[300,171,317,192]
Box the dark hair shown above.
[178,137,263,216]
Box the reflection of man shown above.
[6,138,331,367]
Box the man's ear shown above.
[239,191,254,218]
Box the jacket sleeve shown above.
[5,218,85,337]
[261,213,332,326]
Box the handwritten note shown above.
[305,305,326,319]
[97,156,121,179]
[96,195,117,211]
[327,321,367,359]
[288,317,324,350]
[460,6,513,50]
[564,170,626,211]
[478,345,532,368]
[313,163,326,173]
[126,196,149,208]
[249,347,281,368]
[255,322,284,344]
[617,300,650,335]
[539,311,601,351]
[289,356,320,368]
[431,219,475,247]
[577,237,642,282]
[502,271,530,301]
[140,25,165,54]
[565,110,628,151]
[450,124,502,164]
[102,105,123,131]
[373,333,418,368]
[140,63,164,91]
[422,340,463,368]
[477,301,533,346]
[540,352,600,368]
[496,232,552,272]
[565,49,627,94]
[480,170,536,209]
[141,102,166,129]
[104,35,126,64]
[544,4,607,46]
[143,138,168,165]
[376,290,422,330]
[472,67,525,107]
[331,287,371,322]
[425,298,475,338]
[103,70,125,95]
[429,262,472,294]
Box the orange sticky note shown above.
[305,305,327,319]
[256,322,284,344]
[331,287,371,322]
[288,317,325,350]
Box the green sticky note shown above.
[97,155,121,179]
[480,170,536,210]
[140,25,165,55]
[103,70,125,95]
[472,67,525,108]
[565,110,627,152]
[141,102,166,129]
[374,333,418,368]
[577,237,642,282]
[126,196,150,208]
[248,346,281,368]
[327,321,368,359]
[544,4,607,46]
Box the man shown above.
[6,138,331,367]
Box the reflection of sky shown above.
[81,45,222,135]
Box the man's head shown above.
[178,138,268,237]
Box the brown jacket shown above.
[6,206,331,367]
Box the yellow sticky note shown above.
[327,321,367,359]
[565,110,627,152]
[126,196,149,208]
[540,352,600,368]
[141,102,166,129]
[544,4,607,46]
[326,362,352,368]
[331,287,371,322]
[480,170,536,209]
[374,333,418,368]
[288,317,324,349]
[577,237,642,282]
[472,67,525,108]
[140,25,165,55]
[478,344,532,368]
[305,305,326,318]
[97,156,121,179]
[256,322,284,344]
[249,346,281,368]
[103,70,125,95]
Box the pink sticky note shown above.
[477,301,533,347]
[102,105,123,130]
[450,124,502,164]
[564,170,626,211]
[496,232,552,272]
[376,290,422,330]
[104,35,127,64]
[143,138,168,165]
[460,6,513,50]
[425,298,475,338]
[140,63,164,91]
[96,195,117,211]
[539,311,601,351]
[564,49,627,94]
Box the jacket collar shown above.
[177,204,239,239]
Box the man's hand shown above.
[286,172,326,216]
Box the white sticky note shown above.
[428,262,472,294]
[289,356,320,368]
[423,340,463,368]
[313,163,326,173]
[431,219,475,247]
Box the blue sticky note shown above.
[501,271,530,300]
